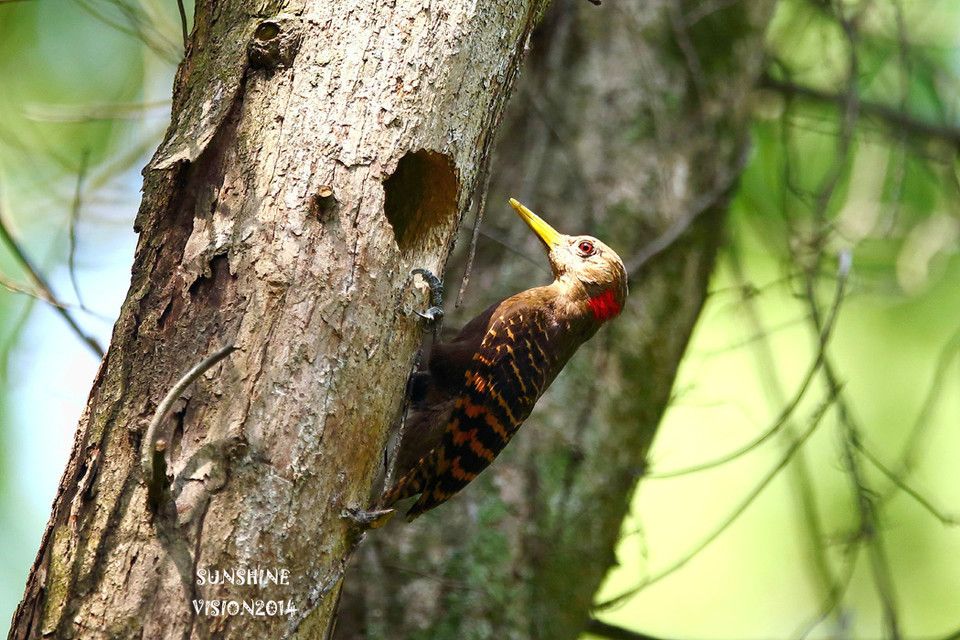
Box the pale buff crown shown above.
[547,233,628,309]
[508,198,628,313]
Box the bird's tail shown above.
[380,447,444,510]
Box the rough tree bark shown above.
[10,1,551,638]
[335,1,776,639]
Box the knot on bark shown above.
[310,185,338,221]
[248,18,302,71]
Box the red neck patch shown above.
[588,289,622,322]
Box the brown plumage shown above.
[382,199,628,519]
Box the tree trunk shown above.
[10,1,550,638]
[334,1,775,638]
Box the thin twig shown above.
[380,349,422,497]
[73,0,180,64]
[141,344,237,495]
[176,0,189,49]
[379,562,479,592]
[697,314,809,358]
[759,74,960,149]
[791,543,860,640]
[725,245,840,614]
[0,271,68,308]
[584,618,667,640]
[856,440,959,527]
[286,514,381,638]
[801,267,903,639]
[551,337,610,539]
[525,89,601,219]
[882,323,960,494]
[596,392,838,612]
[459,222,548,272]
[667,2,706,102]
[883,0,912,234]
[456,161,493,308]
[815,349,902,640]
[0,272,112,322]
[0,194,104,357]
[798,10,902,636]
[24,99,171,123]
[68,150,90,310]
[627,144,750,276]
[646,251,849,479]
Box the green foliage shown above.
[411,500,524,640]
[598,2,960,638]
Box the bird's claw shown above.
[341,506,396,530]
[415,306,444,323]
[411,268,444,329]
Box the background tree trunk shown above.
[10,1,551,638]
[335,1,776,638]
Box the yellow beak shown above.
[509,198,562,249]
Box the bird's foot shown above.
[411,268,444,327]
[341,506,396,530]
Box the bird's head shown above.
[510,198,628,322]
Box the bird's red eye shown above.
[577,240,595,256]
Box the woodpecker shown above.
[381,199,628,520]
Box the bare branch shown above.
[68,150,90,310]
[176,0,189,49]
[524,86,602,221]
[856,440,959,527]
[646,250,849,479]
[667,2,706,101]
[0,271,68,309]
[73,0,181,64]
[585,618,668,640]
[627,144,749,277]
[455,161,493,308]
[724,245,840,613]
[801,267,903,639]
[791,543,860,640]
[791,11,903,636]
[380,349,423,496]
[0,191,104,357]
[460,222,548,272]
[883,323,960,494]
[140,344,237,498]
[24,99,170,123]
[759,74,960,149]
[596,392,838,612]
